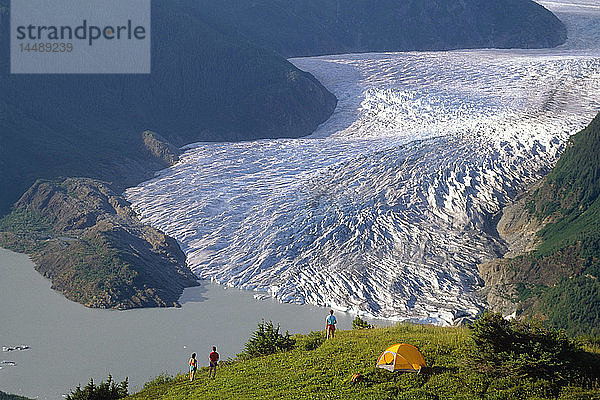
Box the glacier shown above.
[125,0,600,325]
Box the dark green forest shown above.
[196,0,566,57]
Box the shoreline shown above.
[0,246,370,399]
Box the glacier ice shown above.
[125,1,600,325]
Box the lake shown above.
[0,248,367,399]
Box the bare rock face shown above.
[495,181,545,259]
[477,180,548,317]
[0,178,198,309]
[476,174,545,316]
[477,260,521,317]
[141,131,181,167]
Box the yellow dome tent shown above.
[376,343,427,372]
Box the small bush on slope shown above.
[353,316,374,330]
[241,320,296,358]
[469,312,600,387]
[295,330,325,351]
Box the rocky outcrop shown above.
[478,168,582,316]
[495,181,545,259]
[142,131,182,166]
[0,178,199,309]
[477,178,549,316]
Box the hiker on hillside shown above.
[326,309,337,339]
[208,346,219,378]
[189,353,197,381]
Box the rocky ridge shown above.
[0,177,198,309]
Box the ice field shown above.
[125,1,600,324]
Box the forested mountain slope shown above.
[197,0,567,57]
[480,112,600,336]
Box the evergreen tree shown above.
[66,375,128,400]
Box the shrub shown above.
[66,375,128,400]
[469,312,594,385]
[352,316,374,330]
[242,320,296,358]
[296,331,325,351]
[142,373,174,390]
[577,335,600,348]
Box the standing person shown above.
[208,346,219,379]
[189,353,197,382]
[326,310,337,339]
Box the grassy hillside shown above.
[526,113,600,335]
[126,321,600,400]
[535,112,600,256]
[482,113,600,336]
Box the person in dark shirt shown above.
[208,346,219,378]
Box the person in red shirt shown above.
[208,346,219,378]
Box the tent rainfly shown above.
[376,343,427,372]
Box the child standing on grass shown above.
[189,353,197,381]
[208,346,219,379]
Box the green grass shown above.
[126,323,600,400]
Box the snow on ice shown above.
[125,1,600,325]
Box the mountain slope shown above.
[0,392,32,400]
[0,0,567,214]
[480,112,600,336]
[197,0,567,57]
[0,178,200,309]
[0,1,337,214]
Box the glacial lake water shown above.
[0,248,368,399]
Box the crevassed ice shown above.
[125,1,600,325]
